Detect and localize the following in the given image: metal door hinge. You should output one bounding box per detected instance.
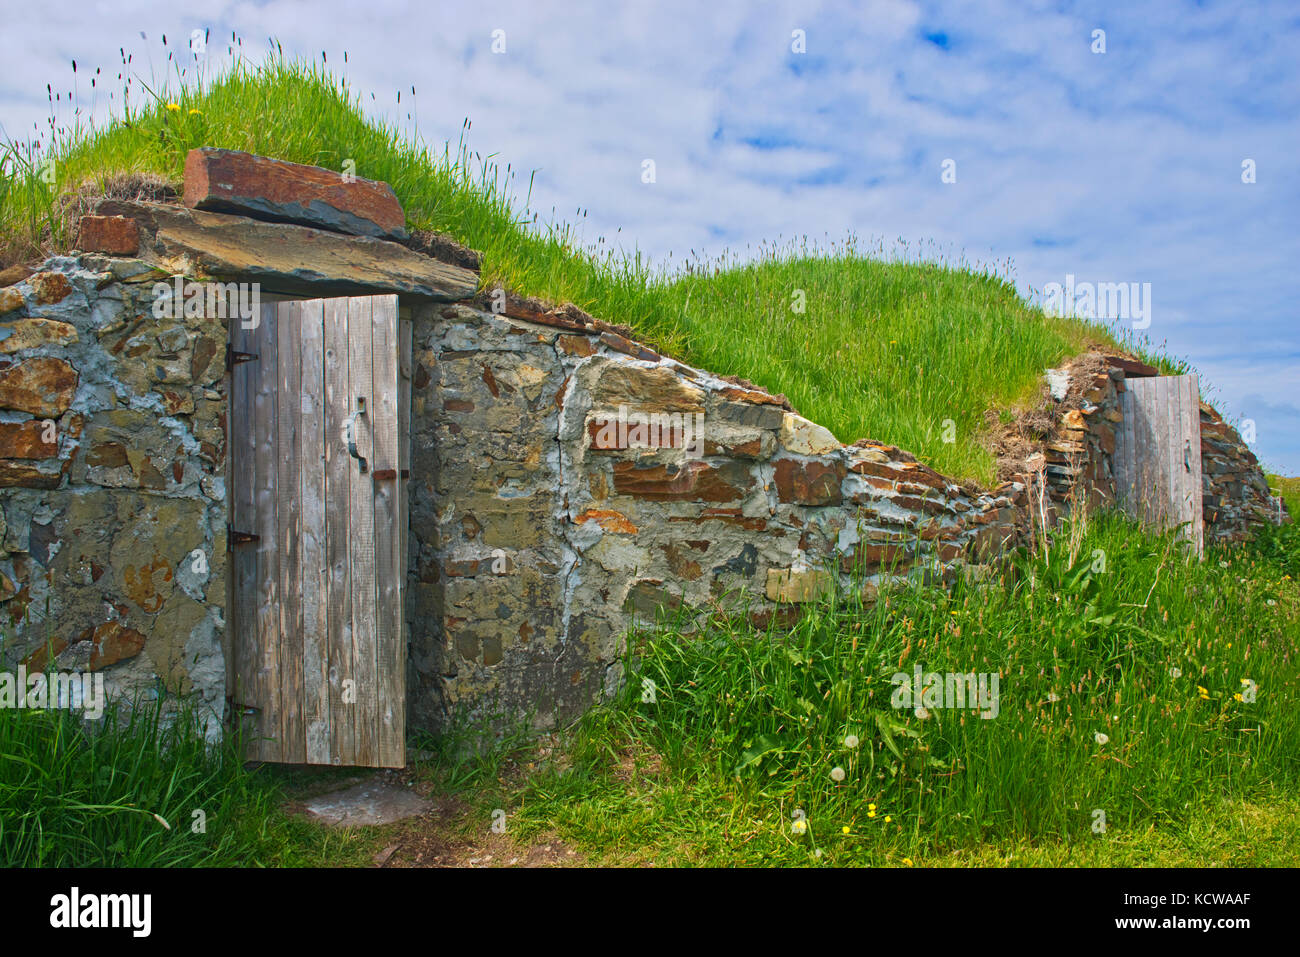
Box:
[225,344,259,373]
[227,524,261,548]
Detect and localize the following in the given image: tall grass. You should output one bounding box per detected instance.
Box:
[0,49,1136,482]
[0,695,269,865]
[508,513,1300,865]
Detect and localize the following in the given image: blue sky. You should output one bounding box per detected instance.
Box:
[2,0,1296,472]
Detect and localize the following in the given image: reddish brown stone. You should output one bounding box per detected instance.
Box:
[1103,354,1159,378]
[892,494,948,515]
[481,365,499,398]
[599,331,660,362]
[444,398,475,413]
[0,421,57,459]
[77,214,140,255]
[23,622,143,670]
[575,508,639,534]
[27,272,73,305]
[184,147,407,240]
[718,385,785,407]
[702,436,769,459]
[587,415,694,450]
[848,459,909,481]
[773,458,844,506]
[0,461,61,488]
[613,460,753,502]
[0,358,77,417]
[557,334,597,357]
[87,621,147,670]
[841,543,911,572]
[0,265,35,287]
[668,508,768,531]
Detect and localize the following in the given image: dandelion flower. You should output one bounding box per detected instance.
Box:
[1047,692,1060,703]
[844,734,859,749]
[1169,667,1182,678]
[1233,693,1243,702]
[885,816,892,823]
[166,102,180,111]
[903,857,914,867]
[1197,686,1208,696]
[1094,732,1109,746]
[868,803,876,811]
[868,810,876,818]
[914,707,930,720]
[791,819,807,835]
[188,108,202,115]
[842,826,851,834]
[830,766,846,782]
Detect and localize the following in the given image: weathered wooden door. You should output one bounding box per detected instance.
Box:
[228,295,407,767]
[1113,373,1204,555]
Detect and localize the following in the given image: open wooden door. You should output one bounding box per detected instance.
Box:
[228,295,406,767]
[1113,373,1204,556]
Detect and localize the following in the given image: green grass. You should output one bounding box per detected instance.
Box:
[1268,474,1300,518]
[0,691,375,866]
[0,51,1159,483]
[489,513,1300,866]
[4,514,1294,867]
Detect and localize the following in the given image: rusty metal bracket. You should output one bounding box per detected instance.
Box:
[225,343,259,373]
[227,524,261,549]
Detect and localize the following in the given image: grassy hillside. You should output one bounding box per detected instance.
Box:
[0,54,1164,483]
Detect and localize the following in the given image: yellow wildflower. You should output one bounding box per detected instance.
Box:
[166,102,180,111]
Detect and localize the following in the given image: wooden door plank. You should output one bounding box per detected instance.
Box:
[323,298,355,765]
[371,294,405,768]
[347,296,379,767]
[398,310,412,743]
[229,313,257,746]
[1170,374,1180,530]
[1169,375,1187,536]
[250,300,281,762]
[299,300,330,764]
[1115,385,1132,512]
[276,301,305,764]
[1181,375,1205,555]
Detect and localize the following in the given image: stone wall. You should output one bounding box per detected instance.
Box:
[407,296,1027,733]
[4,148,1284,749]
[0,257,228,737]
[1199,403,1283,542]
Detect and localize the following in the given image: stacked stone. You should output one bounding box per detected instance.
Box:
[0,258,228,736]
[406,293,1027,733]
[1200,404,1287,542]
[1041,360,1130,510]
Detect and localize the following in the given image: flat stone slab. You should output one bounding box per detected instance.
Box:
[184,147,408,241]
[93,200,478,301]
[302,782,431,828]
